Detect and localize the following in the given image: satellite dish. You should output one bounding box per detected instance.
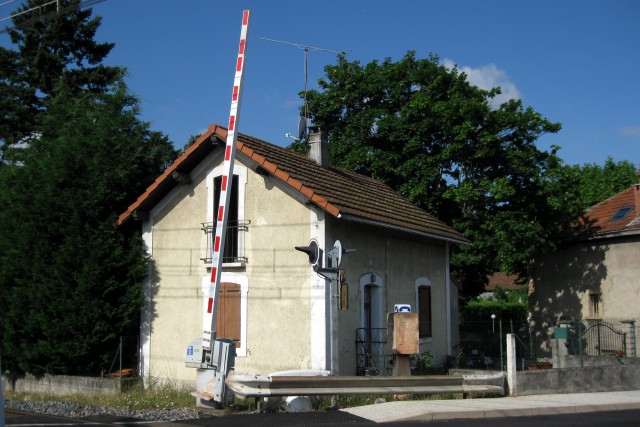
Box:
[332,240,343,268]
[328,240,356,268]
[295,238,319,267]
[297,116,307,142]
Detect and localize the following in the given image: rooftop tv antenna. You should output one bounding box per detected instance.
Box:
[0,0,107,34]
[260,37,346,143]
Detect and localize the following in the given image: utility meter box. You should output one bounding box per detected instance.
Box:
[185,338,207,368]
[387,312,419,355]
[554,327,569,340]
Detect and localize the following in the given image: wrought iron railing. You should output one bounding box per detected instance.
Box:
[570,319,628,357]
[355,327,393,376]
[201,220,249,264]
[528,316,638,368]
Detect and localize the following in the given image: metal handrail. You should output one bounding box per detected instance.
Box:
[225,373,505,399]
[201,220,250,264]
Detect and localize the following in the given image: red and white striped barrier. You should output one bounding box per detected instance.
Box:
[203,10,250,351]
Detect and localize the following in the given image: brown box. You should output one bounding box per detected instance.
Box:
[388,312,419,355]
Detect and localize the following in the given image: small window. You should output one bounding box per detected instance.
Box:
[201,175,249,265]
[589,293,601,318]
[214,175,239,262]
[611,206,633,221]
[418,286,432,338]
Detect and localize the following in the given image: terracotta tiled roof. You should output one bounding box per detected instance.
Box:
[485,272,523,291]
[118,124,468,244]
[579,184,640,237]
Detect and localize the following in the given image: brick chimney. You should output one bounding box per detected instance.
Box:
[307,126,328,168]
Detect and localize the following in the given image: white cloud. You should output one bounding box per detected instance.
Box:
[618,126,640,138]
[443,59,521,108]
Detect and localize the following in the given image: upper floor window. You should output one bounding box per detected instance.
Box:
[202,166,248,265]
[589,293,601,318]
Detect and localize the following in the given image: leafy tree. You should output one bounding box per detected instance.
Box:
[0,1,177,376]
[0,0,120,147]
[301,52,578,295]
[460,299,528,326]
[574,157,637,208]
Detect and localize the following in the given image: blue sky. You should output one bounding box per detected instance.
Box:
[2,0,639,167]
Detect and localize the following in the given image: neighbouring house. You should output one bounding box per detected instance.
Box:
[118,124,468,385]
[529,183,640,355]
[479,272,523,301]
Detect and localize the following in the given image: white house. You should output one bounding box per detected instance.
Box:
[118,124,468,384]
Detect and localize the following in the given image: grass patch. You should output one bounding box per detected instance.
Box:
[5,381,196,411]
[5,381,470,414]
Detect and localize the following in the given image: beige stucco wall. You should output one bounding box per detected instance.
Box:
[235,159,315,375]
[328,219,452,375]
[530,235,640,356]
[144,158,208,383]
[143,151,316,383]
[142,149,458,382]
[530,235,640,324]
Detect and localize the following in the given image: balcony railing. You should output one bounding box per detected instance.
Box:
[201,220,249,265]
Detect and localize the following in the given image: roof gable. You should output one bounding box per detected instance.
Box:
[118,124,468,244]
[580,184,640,238]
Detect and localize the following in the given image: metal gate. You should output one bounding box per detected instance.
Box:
[355,328,393,376]
[578,320,627,356]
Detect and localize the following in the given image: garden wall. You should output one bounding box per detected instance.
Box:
[2,374,119,396]
[516,364,640,396]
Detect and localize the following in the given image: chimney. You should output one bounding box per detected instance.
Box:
[307,126,328,168]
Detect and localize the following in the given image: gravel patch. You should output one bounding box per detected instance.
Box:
[4,399,201,422]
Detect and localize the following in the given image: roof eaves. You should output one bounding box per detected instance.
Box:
[117,124,223,227]
[339,213,470,245]
[118,123,461,242]
[578,227,640,241]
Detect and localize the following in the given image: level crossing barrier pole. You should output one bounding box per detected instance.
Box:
[202,9,250,351]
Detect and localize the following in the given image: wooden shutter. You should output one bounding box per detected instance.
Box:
[215,282,241,347]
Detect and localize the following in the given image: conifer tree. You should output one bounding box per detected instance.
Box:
[1,0,119,147]
[0,0,177,375]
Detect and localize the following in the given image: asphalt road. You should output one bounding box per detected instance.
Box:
[6,408,640,427]
[170,409,640,426]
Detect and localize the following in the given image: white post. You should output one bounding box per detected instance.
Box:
[506,333,517,396]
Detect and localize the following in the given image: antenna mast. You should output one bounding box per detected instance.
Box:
[0,0,106,34]
[260,37,346,142]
